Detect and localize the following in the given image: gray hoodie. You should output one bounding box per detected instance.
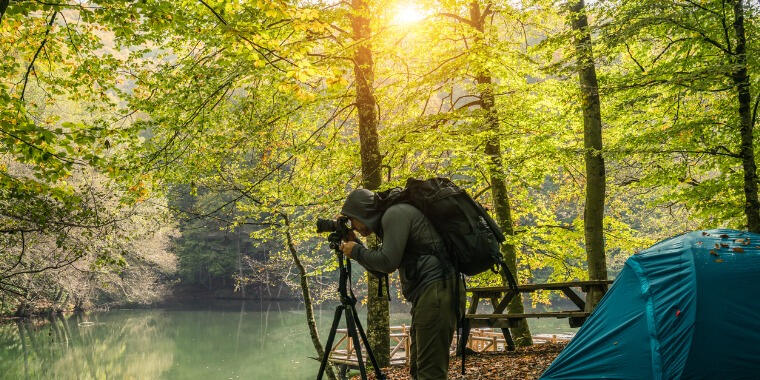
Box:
[340,189,451,302]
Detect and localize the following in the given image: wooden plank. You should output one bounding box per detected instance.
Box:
[468,280,612,293]
[465,311,589,319]
[467,319,513,329]
[389,338,405,357]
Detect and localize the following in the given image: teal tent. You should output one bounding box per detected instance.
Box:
[541,229,760,380]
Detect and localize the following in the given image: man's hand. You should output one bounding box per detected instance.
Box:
[340,241,357,258]
[343,229,358,243]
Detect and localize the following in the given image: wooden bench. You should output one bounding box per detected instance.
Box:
[460,280,613,351]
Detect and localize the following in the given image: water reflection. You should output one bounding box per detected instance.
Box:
[0,303,412,380]
[0,302,575,380]
[1,311,175,380]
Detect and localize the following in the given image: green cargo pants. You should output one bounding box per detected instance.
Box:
[409,276,465,380]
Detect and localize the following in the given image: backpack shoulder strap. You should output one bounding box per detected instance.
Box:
[375,187,406,212]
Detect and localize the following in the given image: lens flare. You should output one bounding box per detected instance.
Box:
[393,3,427,25]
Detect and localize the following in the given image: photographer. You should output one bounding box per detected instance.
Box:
[338,188,464,380]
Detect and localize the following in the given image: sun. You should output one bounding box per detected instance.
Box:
[393,3,427,25]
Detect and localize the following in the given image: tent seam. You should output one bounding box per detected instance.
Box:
[677,232,700,379]
[627,258,662,380]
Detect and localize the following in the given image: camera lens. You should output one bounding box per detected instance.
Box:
[316,218,337,233]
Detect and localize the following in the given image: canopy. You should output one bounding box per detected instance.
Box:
[541,229,760,380]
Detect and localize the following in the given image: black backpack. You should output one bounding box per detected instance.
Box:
[376,177,518,289]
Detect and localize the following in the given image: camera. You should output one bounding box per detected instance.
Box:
[316,216,352,249]
[316,216,351,234]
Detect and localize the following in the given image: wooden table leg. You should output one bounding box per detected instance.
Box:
[561,287,586,311]
[501,328,515,351]
[493,290,516,314]
[491,292,516,351]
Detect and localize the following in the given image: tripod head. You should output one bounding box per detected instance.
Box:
[315,216,357,305]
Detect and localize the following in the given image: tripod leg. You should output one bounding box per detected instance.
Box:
[344,307,368,380]
[349,305,386,380]
[460,317,471,375]
[317,305,344,380]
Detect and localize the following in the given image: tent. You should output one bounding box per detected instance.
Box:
[541,229,760,380]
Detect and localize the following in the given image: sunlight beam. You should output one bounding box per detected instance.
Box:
[393,3,427,25]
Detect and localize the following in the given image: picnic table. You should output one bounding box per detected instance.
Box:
[459,280,613,352]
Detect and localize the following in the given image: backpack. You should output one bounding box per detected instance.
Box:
[375,177,517,289]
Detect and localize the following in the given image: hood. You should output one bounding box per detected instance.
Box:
[341,188,383,236]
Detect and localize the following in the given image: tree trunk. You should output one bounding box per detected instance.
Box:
[470,1,532,347]
[351,0,390,368]
[0,0,9,25]
[731,0,760,233]
[282,214,337,380]
[568,0,608,312]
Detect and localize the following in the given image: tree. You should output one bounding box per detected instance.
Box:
[595,0,759,232]
[0,0,176,314]
[730,0,759,232]
[443,0,534,346]
[350,0,390,367]
[568,0,608,311]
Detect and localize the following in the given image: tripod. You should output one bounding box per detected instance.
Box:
[316,237,386,380]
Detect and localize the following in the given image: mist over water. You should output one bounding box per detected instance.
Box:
[0,302,576,379]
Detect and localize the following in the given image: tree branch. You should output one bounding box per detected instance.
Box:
[622,147,740,158]
[625,42,645,72]
[436,12,475,27]
[473,186,491,201]
[0,280,26,298]
[7,230,25,273]
[456,99,483,110]
[198,0,227,25]
[515,224,576,233]
[197,0,292,70]
[21,11,57,101]
[665,17,731,54]
[2,255,80,280]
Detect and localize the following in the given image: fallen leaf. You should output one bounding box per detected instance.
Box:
[720,243,729,248]
[720,234,729,238]
[733,247,744,253]
[715,259,724,263]
[355,342,569,380]
[710,250,719,256]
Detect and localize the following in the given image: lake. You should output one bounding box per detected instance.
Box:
[0,302,577,379]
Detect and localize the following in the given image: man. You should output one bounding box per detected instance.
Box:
[338,188,464,380]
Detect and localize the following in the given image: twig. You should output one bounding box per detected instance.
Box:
[198,0,227,25]
[21,11,57,101]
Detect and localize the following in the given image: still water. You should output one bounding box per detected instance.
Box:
[0,302,576,380]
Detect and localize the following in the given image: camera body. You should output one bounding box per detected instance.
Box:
[316,216,352,250]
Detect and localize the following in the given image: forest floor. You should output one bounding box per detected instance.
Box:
[350,342,566,380]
